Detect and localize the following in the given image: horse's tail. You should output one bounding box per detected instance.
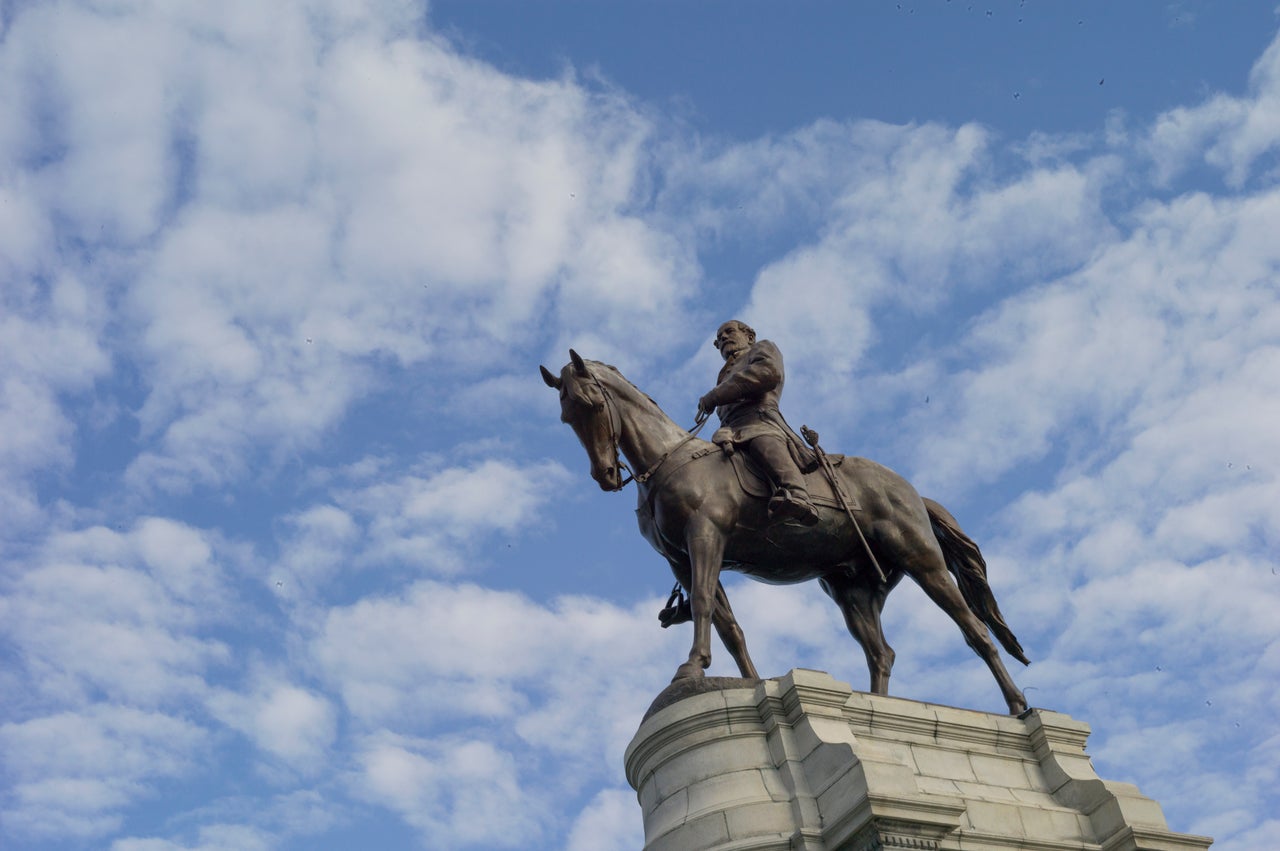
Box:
[924,498,1030,666]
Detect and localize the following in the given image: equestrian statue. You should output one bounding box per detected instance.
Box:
[540,322,1030,714]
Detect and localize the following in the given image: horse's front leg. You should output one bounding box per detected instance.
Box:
[673,528,726,682]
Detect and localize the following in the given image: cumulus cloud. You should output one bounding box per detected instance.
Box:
[1146,31,1280,187]
[313,580,678,731]
[271,503,361,595]
[2,519,232,708]
[903,189,1280,499]
[275,457,572,579]
[311,579,689,845]
[0,0,706,500]
[696,120,1118,428]
[881,169,1280,851]
[355,734,543,847]
[0,706,210,840]
[566,788,644,851]
[0,273,110,532]
[111,823,277,851]
[207,681,337,776]
[340,458,570,570]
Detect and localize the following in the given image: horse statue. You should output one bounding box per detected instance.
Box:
[541,350,1030,714]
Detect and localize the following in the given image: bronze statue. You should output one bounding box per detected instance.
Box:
[698,320,819,527]
[541,348,1030,715]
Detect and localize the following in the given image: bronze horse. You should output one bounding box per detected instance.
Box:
[542,351,1030,714]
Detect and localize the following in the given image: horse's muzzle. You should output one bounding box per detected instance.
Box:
[594,465,621,491]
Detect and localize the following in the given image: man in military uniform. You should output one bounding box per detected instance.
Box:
[697,320,820,526]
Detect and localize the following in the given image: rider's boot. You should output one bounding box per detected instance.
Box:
[768,488,820,526]
[751,434,821,526]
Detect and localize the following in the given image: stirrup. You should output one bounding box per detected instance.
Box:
[768,491,820,526]
[659,586,692,628]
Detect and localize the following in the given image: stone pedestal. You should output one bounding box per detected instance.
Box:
[624,669,1211,851]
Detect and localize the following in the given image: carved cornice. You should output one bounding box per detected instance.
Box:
[845,820,945,851]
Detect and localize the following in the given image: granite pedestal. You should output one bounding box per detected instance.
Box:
[625,669,1211,851]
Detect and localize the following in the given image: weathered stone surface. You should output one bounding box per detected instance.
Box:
[643,676,761,722]
[625,669,1213,851]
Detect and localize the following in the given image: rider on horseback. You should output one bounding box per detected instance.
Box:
[698,320,821,527]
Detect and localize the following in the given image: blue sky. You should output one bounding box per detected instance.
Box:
[2,1,1279,849]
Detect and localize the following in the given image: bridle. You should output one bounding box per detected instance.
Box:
[582,367,710,492]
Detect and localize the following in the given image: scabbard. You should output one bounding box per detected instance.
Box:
[803,427,887,584]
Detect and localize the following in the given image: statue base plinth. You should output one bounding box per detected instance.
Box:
[624,669,1211,851]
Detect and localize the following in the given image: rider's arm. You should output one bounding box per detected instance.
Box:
[701,341,783,409]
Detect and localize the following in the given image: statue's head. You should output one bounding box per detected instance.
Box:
[714,320,755,358]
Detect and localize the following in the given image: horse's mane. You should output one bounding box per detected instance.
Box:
[590,360,661,410]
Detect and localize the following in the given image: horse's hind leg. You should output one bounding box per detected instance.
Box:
[712,580,759,679]
[820,572,897,695]
[904,540,1027,714]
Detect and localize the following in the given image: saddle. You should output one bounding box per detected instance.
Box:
[726,447,859,511]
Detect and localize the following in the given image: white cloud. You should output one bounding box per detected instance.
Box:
[1215,820,1280,851]
[907,188,1280,498]
[107,789,343,851]
[331,458,571,574]
[111,823,277,851]
[708,119,1116,421]
[355,734,545,848]
[207,682,337,776]
[0,706,209,841]
[313,580,685,812]
[314,581,568,724]
[0,0,705,499]
[0,273,110,530]
[566,788,644,851]
[272,504,361,597]
[1145,29,1280,187]
[0,516,252,842]
[3,520,232,707]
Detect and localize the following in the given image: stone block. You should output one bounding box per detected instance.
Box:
[760,766,792,802]
[651,733,773,800]
[798,741,859,794]
[724,799,795,840]
[1016,801,1093,842]
[686,768,770,818]
[915,774,962,797]
[954,779,1018,802]
[964,799,1028,836]
[910,743,978,782]
[645,810,728,851]
[970,753,1035,789]
[644,786,688,839]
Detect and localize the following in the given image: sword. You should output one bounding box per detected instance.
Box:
[801,425,887,584]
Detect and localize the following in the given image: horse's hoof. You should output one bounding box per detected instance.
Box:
[672,662,705,682]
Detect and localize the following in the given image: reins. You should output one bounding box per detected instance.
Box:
[587,368,711,492]
[631,410,710,486]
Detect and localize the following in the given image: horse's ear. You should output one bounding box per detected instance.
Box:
[569,349,588,375]
[540,365,562,389]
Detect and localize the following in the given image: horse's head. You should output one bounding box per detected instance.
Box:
[541,349,624,491]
